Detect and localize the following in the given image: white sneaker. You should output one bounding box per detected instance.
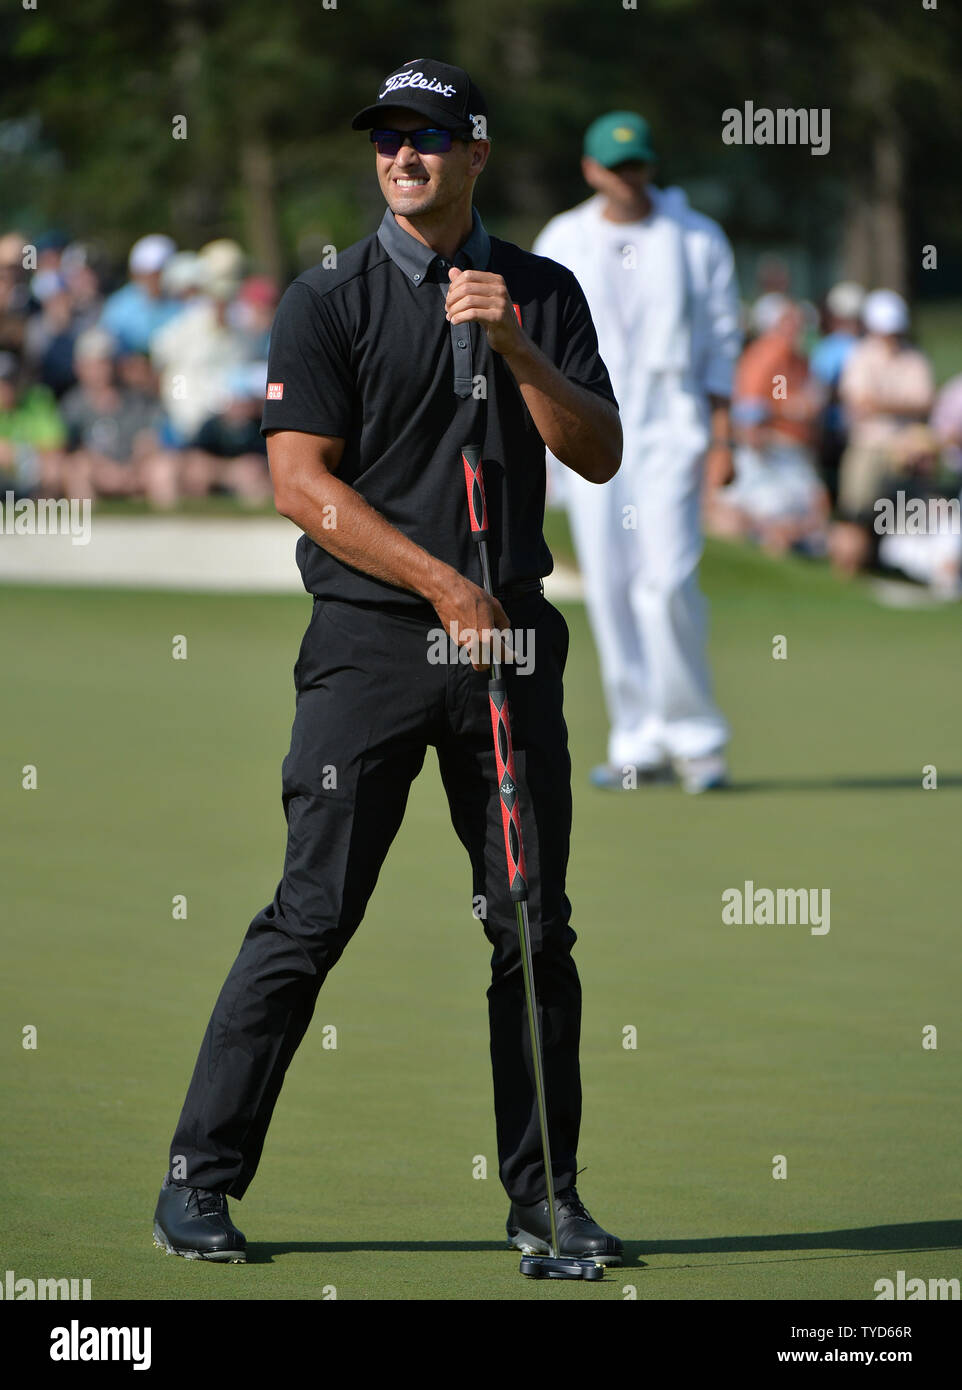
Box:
[673,754,729,794]
[590,760,674,790]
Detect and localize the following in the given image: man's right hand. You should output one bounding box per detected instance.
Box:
[428,570,511,672]
[704,442,735,490]
[267,433,512,665]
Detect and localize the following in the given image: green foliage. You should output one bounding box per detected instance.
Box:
[2,0,961,285]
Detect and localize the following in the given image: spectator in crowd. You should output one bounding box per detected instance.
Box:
[57,327,177,506]
[705,296,829,553]
[836,289,935,519]
[0,349,66,496]
[143,251,205,454]
[115,347,161,400]
[99,233,184,354]
[181,362,273,506]
[162,251,204,308]
[22,270,80,397]
[34,230,70,276]
[829,425,962,597]
[876,428,962,598]
[59,241,105,335]
[809,280,864,504]
[930,371,962,476]
[0,233,31,354]
[151,239,250,443]
[231,276,278,359]
[21,240,107,399]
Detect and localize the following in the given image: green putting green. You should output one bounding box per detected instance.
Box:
[1,541,959,1301]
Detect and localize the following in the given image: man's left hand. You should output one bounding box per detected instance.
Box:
[445,268,524,356]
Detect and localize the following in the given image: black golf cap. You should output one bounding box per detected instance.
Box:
[351,58,488,138]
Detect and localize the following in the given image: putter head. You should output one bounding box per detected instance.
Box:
[519,1255,605,1281]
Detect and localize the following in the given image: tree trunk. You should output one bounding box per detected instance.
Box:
[841,124,907,295]
[239,130,283,283]
[871,123,906,294]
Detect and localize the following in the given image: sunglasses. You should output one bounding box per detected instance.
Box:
[370,128,455,157]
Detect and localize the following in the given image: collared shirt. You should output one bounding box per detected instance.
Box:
[533,188,742,415]
[377,207,490,398]
[262,206,616,610]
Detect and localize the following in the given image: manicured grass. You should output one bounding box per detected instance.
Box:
[916,299,962,387]
[1,544,959,1301]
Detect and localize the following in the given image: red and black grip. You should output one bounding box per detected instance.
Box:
[489,678,529,903]
[461,444,488,540]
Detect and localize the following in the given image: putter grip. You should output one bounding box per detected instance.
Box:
[488,678,528,902]
[461,444,487,540]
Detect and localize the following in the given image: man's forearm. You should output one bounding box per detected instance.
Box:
[708,394,733,443]
[502,335,621,483]
[275,466,451,607]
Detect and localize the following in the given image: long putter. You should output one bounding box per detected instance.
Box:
[460,443,602,1282]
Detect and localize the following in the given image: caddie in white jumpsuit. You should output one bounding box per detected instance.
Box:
[533,111,742,792]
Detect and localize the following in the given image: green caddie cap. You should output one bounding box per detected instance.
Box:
[583,111,657,167]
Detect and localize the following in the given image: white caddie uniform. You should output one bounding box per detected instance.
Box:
[533,187,741,767]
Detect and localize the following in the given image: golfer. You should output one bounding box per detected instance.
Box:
[153,59,624,1265]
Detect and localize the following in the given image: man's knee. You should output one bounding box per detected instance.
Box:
[485,912,577,982]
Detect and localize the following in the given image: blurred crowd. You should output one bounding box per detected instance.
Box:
[704,278,962,596]
[0,230,275,509]
[2,227,960,594]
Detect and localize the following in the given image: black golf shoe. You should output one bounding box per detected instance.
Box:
[507,1186,623,1264]
[152,1173,247,1263]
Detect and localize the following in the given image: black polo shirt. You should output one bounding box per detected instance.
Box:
[261,206,616,610]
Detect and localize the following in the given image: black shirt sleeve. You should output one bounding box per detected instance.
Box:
[553,266,617,406]
[260,280,356,438]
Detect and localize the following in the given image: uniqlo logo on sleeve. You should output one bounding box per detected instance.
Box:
[267,382,284,400]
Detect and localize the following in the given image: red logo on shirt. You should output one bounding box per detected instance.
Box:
[267,382,284,400]
[512,303,522,326]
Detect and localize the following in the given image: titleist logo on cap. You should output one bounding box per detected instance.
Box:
[379,70,458,99]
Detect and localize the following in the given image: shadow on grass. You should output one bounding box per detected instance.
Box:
[249,1221,962,1267]
[248,1240,506,1264]
[620,1219,962,1270]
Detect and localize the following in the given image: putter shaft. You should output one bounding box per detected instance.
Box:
[515,897,561,1260]
[460,442,561,1259]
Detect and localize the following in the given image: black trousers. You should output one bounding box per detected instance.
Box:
[169,590,581,1205]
